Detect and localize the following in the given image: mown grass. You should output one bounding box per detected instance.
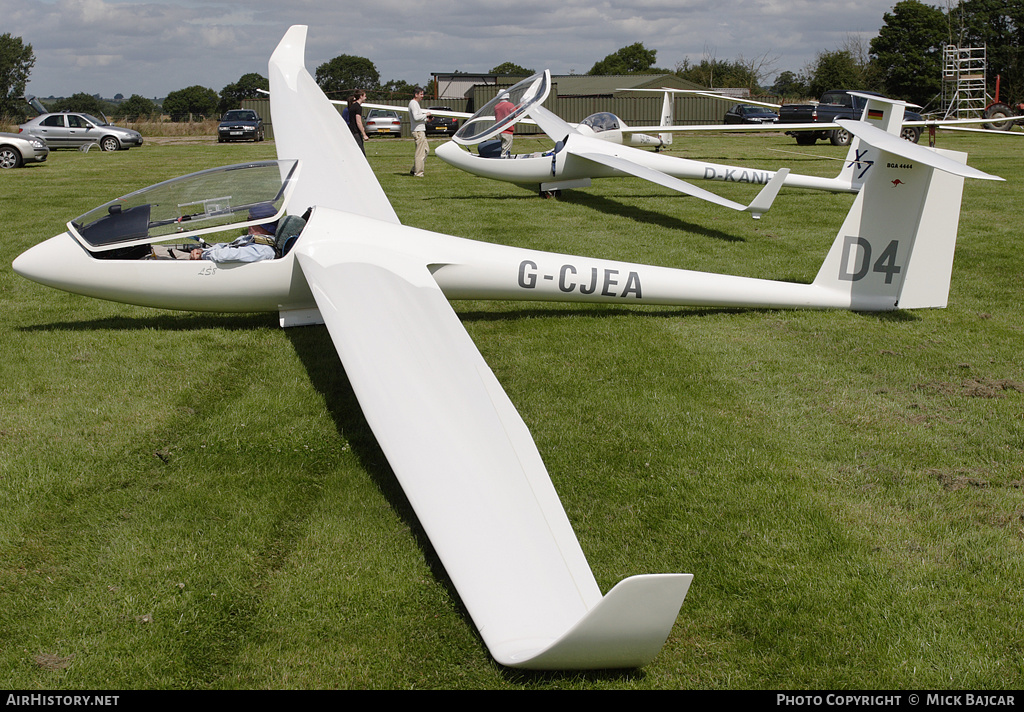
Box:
[1,132,1022,689]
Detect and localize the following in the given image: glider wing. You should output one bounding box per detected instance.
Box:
[293,228,691,668]
[274,24,691,669]
[269,27,399,223]
[572,148,789,218]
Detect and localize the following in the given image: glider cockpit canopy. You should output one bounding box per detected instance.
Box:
[68,160,300,253]
[453,71,551,146]
[578,112,621,133]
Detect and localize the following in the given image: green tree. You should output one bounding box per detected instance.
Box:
[490,62,534,75]
[0,33,35,118]
[588,43,659,75]
[116,94,157,121]
[218,72,268,114]
[314,55,380,98]
[677,58,760,89]
[769,70,810,98]
[374,79,418,103]
[50,92,108,116]
[807,50,864,97]
[163,85,218,121]
[869,0,947,106]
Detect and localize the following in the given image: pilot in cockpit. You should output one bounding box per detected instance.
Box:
[150,202,281,262]
[188,202,279,262]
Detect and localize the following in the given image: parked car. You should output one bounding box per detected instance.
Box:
[778,90,922,146]
[18,112,143,151]
[724,104,780,124]
[365,109,402,136]
[217,109,265,142]
[0,132,49,169]
[425,107,458,136]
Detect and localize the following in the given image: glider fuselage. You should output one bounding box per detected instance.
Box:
[434,136,857,193]
[13,205,855,325]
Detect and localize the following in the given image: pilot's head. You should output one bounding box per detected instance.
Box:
[248,202,278,236]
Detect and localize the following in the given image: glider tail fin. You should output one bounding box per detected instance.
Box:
[813,157,963,310]
[812,117,1000,310]
[835,94,916,190]
[658,90,674,147]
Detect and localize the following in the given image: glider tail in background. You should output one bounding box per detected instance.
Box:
[659,90,674,147]
[626,90,675,148]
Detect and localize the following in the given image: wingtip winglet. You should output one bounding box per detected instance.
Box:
[494,573,693,670]
[744,167,790,219]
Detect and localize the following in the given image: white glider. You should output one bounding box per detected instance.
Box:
[12,26,1000,669]
[433,75,936,205]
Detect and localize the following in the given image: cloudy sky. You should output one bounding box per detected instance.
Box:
[5,0,904,99]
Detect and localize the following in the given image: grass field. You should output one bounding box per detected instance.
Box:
[1,132,1022,690]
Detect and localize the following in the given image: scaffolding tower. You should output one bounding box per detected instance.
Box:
[941,44,987,118]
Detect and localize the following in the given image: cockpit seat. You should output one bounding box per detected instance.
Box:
[275,214,306,257]
[478,139,502,159]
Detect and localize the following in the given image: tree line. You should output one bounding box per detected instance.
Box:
[585,1,1024,110]
[3,1,1023,121]
[771,0,1024,108]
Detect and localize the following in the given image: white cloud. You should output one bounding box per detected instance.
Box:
[2,0,904,98]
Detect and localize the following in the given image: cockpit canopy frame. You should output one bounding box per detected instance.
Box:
[68,160,300,252]
[453,71,551,146]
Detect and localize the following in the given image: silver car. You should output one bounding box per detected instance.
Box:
[18,112,143,151]
[0,132,49,169]
[365,109,402,136]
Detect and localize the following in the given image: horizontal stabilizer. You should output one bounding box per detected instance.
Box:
[837,119,1004,181]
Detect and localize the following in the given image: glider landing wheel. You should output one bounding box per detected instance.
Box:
[540,189,561,198]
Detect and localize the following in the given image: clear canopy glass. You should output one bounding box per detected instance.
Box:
[453,71,551,145]
[69,160,299,251]
[579,112,621,133]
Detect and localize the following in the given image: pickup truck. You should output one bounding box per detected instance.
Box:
[778,90,922,146]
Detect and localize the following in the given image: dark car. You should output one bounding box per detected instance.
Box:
[217,109,264,142]
[724,104,780,124]
[778,90,922,146]
[425,107,458,136]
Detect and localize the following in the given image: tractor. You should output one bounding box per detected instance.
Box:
[983,75,1024,130]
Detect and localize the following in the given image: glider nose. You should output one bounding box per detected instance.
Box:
[13,232,82,290]
[434,140,464,162]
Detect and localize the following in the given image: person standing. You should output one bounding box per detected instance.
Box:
[347,90,369,155]
[494,92,515,158]
[409,87,432,176]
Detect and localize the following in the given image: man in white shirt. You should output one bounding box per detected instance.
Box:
[409,87,432,177]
